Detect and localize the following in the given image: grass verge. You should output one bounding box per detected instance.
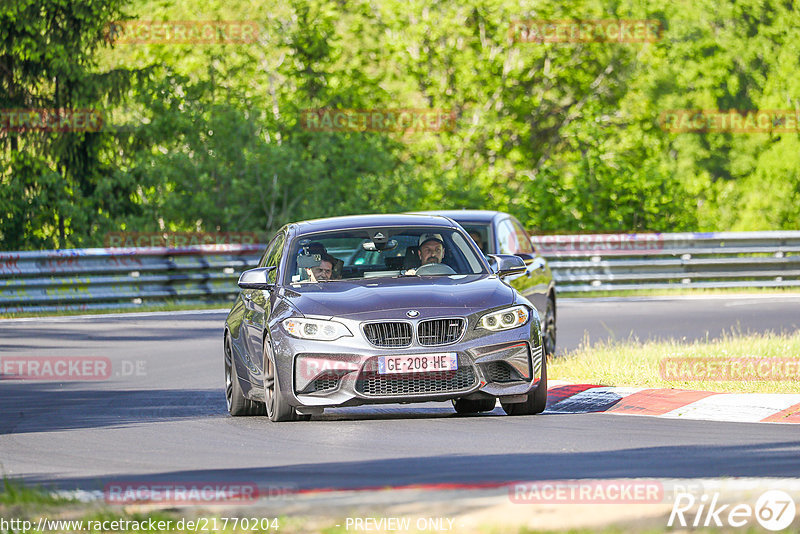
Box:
[549,330,800,393]
[0,479,74,506]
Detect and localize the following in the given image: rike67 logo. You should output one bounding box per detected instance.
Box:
[669,490,796,531]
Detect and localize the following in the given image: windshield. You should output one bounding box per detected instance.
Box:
[285,227,486,284]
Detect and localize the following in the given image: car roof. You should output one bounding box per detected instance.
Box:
[291,213,461,235]
[409,210,504,223]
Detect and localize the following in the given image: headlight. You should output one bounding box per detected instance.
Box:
[282,318,352,341]
[478,305,529,332]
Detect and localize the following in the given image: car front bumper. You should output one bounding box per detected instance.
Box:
[271,316,544,408]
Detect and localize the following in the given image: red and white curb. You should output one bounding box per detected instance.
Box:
[546,382,800,424]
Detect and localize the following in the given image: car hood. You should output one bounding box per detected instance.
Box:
[282,274,516,320]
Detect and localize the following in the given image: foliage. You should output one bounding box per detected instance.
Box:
[0,478,73,505]
[1,0,798,250]
[0,0,144,249]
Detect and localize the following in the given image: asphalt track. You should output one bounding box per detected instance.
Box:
[1,295,800,494]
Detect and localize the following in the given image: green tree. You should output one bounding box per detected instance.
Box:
[0,0,145,249]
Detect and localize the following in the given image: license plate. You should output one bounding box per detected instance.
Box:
[377,353,458,374]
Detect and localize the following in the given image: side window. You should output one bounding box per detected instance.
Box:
[497,220,517,254]
[510,218,534,254]
[258,233,280,268]
[265,233,285,284]
[451,232,483,273]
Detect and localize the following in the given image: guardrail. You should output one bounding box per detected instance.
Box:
[532,231,800,293]
[1,231,799,313]
[0,245,262,313]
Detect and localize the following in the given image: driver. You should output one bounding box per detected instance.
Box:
[417,233,445,265]
[405,233,445,275]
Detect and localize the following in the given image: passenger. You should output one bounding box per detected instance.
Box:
[302,242,342,279]
[327,252,342,280]
[469,230,485,253]
[305,253,335,282]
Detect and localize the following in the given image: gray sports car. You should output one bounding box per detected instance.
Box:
[224,214,547,421]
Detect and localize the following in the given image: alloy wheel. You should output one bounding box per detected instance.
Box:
[263,345,276,418]
[543,297,557,357]
[224,337,234,412]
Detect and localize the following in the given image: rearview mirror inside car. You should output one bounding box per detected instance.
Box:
[297,253,322,268]
[362,239,398,252]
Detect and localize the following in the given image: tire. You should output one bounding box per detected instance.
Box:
[224,333,253,416]
[542,293,557,358]
[263,337,298,422]
[453,397,496,414]
[501,354,547,416]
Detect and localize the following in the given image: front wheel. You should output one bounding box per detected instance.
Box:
[225,333,258,416]
[263,339,299,422]
[542,294,557,358]
[501,355,547,416]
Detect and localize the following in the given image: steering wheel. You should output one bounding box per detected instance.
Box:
[414,262,456,275]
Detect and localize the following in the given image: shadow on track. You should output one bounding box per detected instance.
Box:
[0,384,226,435]
[0,325,220,349]
[15,440,800,492]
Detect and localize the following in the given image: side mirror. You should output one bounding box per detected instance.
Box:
[529,256,546,271]
[238,266,276,290]
[487,254,526,278]
[514,253,546,273]
[515,252,535,264]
